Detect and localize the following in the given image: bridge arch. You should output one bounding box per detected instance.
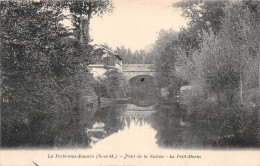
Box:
[129,75,155,86]
[122,64,156,82]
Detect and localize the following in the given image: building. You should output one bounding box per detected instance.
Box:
[88,45,123,78]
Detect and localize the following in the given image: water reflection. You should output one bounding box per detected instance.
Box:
[89,103,157,148]
[131,99,156,107]
[90,103,199,149]
[4,97,257,148]
[150,104,203,148]
[91,105,158,151]
[90,101,258,149]
[89,102,210,149]
[87,105,126,146]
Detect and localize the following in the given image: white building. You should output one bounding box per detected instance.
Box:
[88,45,123,79]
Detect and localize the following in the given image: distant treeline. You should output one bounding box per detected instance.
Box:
[113,46,156,64]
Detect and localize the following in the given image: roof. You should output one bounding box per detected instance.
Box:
[88,64,119,70]
[94,44,123,60]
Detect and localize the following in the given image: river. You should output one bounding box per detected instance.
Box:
[87,101,230,150]
[3,96,257,149]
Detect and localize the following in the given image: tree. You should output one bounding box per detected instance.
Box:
[114,46,155,64]
[174,0,227,56]
[63,0,113,44]
[189,2,259,105]
[0,1,100,147]
[152,29,182,96]
[1,1,69,145]
[93,69,127,98]
[167,1,259,147]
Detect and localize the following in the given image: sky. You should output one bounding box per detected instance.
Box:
[90,0,187,51]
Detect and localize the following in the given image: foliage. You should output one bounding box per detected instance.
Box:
[152,30,182,96]
[63,0,113,44]
[187,2,259,105]
[93,69,128,98]
[174,0,227,58]
[152,1,259,147]
[1,1,69,138]
[174,1,260,147]
[0,0,112,147]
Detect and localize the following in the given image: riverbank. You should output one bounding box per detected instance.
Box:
[177,87,259,147]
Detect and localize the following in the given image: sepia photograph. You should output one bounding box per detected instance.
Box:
[0,0,259,165]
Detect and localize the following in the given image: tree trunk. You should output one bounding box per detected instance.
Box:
[229,89,234,106]
[80,7,91,45]
[84,8,92,44]
[217,90,220,104]
[239,65,243,104]
[79,13,83,44]
[0,74,1,147]
[258,3,260,109]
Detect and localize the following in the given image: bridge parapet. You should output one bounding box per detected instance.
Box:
[122,64,155,72]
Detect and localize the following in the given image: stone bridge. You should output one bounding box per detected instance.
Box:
[122,64,156,82]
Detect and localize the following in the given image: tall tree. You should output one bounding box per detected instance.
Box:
[190,2,259,105]
[64,0,113,44]
[174,0,227,55]
[0,1,99,147]
[153,30,182,95]
[1,1,70,145]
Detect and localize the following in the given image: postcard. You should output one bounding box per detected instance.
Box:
[1,0,259,165]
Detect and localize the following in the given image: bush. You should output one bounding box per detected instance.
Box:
[180,88,259,147]
[93,69,128,98]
